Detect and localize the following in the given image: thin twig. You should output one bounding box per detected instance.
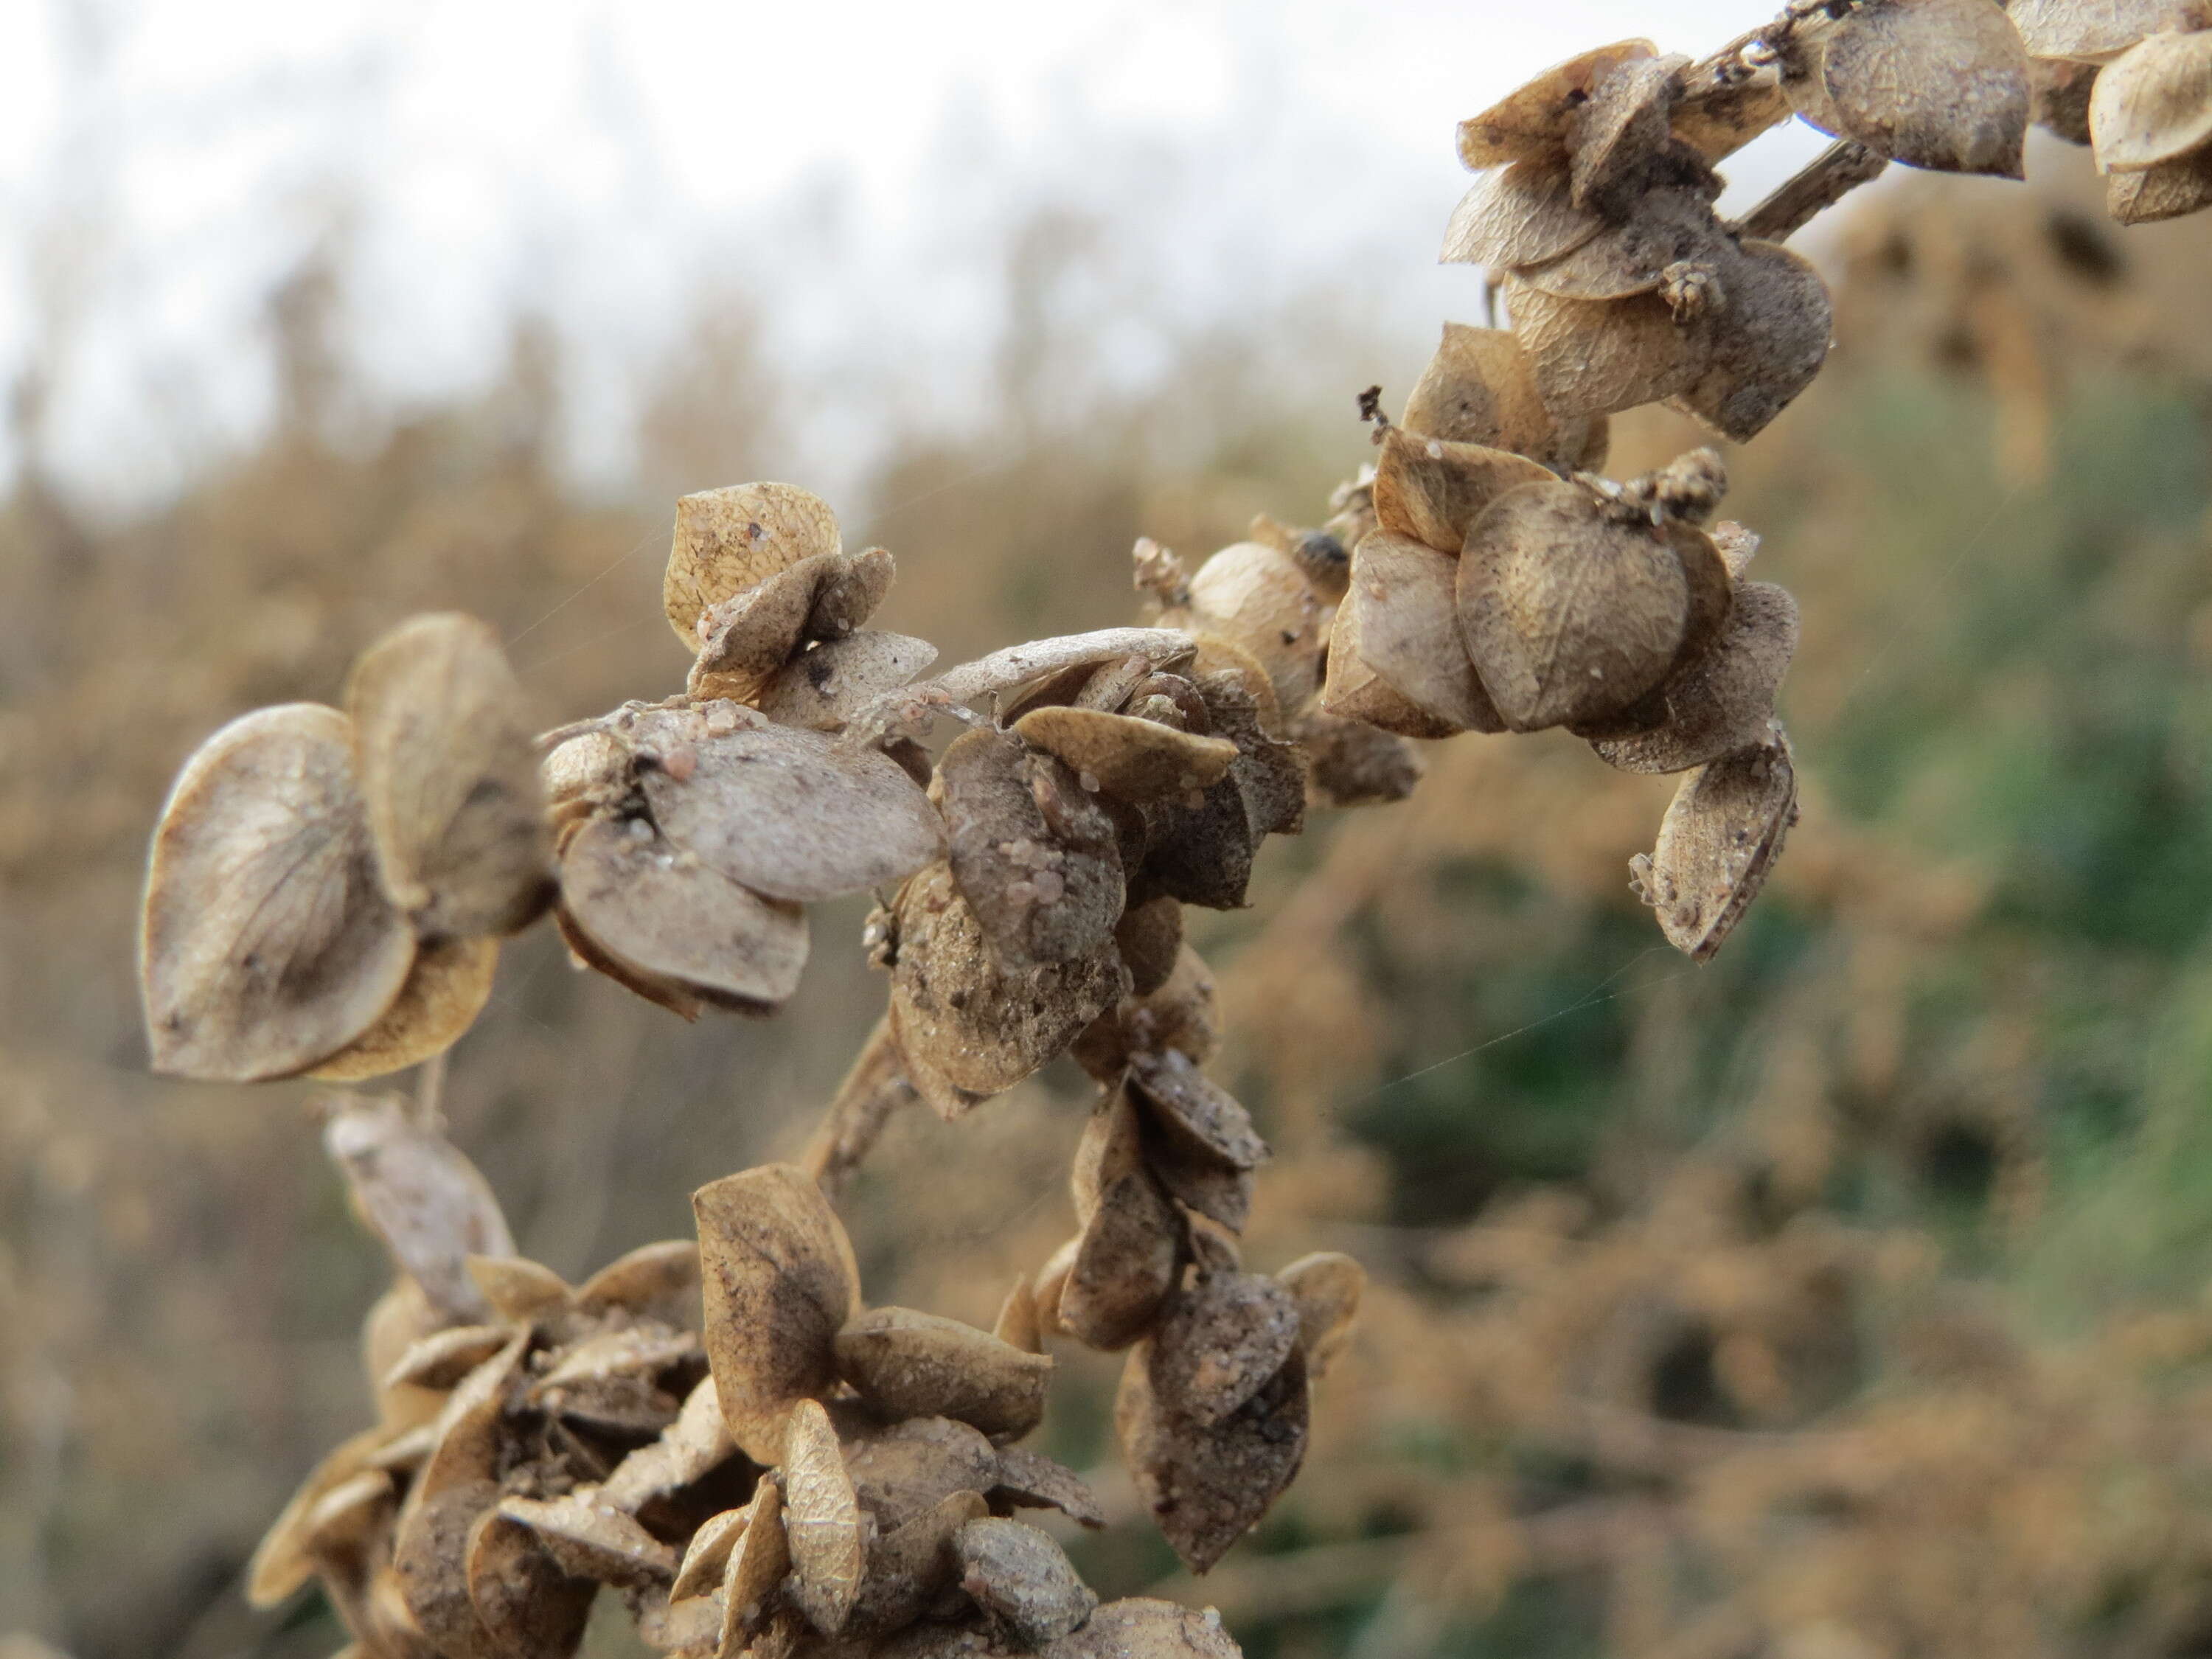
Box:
[1733,138,1888,242]
[801,1014,920,1200]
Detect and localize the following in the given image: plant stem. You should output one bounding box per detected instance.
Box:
[1733,138,1887,243]
[801,1014,919,1200]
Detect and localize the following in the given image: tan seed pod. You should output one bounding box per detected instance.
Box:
[888,998,992,1122]
[1114,896,1184,998]
[1441,159,1607,271]
[1593,580,1798,774]
[347,613,552,940]
[1514,188,1728,303]
[1128,1049,1268,1174]
[810,546,897,640]
[757,631,940,731]
[1371,428,1553,555]
[324,1095,515,1321]
[2091,29,2212,169]
[723,1480,792,1627]
[1031,1239,1079,1343]
[1059,1172,1181,1352]
[847,1489,990,1638]
[466,1254,574,1324]
[890,863,1128,1097]
[1341,532,1507,735]
[842,1414,1002,1532]
[1071,941,1220,1082]
[1072,1086,1151,1227]
[641,723,945,905]
[990,1444,1108,1529]
[666,482,841,651]
[558,815,810,1014]
[1669,240,1833,444]
[1568,52,1688,207]
[1809,0,2030,175]
[1147,1271,1301,1427]
[576,1239,702,1327]
[689,552,848,703]
[1318,602,1460,740]
[248,1425,395,1607]
[782,1398,866,1635]
[2107,141,2212,217]
[394,1477,501,1659]
[142,703,415,1083]
[465,1509,594,1659]
[938,728,1124,970]
[1182,543,1326,712]
[310,934,498,1082]
[1149,1146,1255,1236]
[1505,279,1709,421]
[495,1490,680,1587]
[542,727,631,833]
[383,1324,516,1394]
[693,1164,860,1464]
[1115,1341,1310,1575]
[1672,74,1792,160]
[954,1519,1099,1649]
[1632,726,1798,961]
[1274,1253,1366,1380]
[1456,39,1657,169]
[1043,1599,1243,1659]
[1014,706,1238,805]
[2007,0,2201,62]
[993,1275,1045,1355]
[835,1308,1054,1440]
[1457,481,1692,733]
[1295,710,1426,810]
[672,1506,751,1602]
[1400,324,1565,466]
[304,1469,395,1563]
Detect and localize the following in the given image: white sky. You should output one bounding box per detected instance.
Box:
[0,0,1837,504]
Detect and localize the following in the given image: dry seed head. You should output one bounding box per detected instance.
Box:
[689,551,852,703]
[1505,278,1710,420]
[574,1238,703,1326]
[990,1444,1107,1530]
[2090,29,2212,170]
[307,934,499,1082]
[1073,1085,1152,1228]
[833,1307,1054,1440]
[841,1415,1001,1534]
[142,703,416,1083]
[1514,187,1730,304]
[1401,324,1579,467]
[723,1478,791,1631]
[2033,54,2102,145]
[249,1427,396,1607]
[1320,597,1466,741]
[1059,1170,1182,1351]
[1013,706,1239,804]
[1457,38,1658,170]
[1633,725,1801,960]
[393,1476,503,1656]
[665,481,841,652]
[1181,542,1326,711]
[464,1509,595,1659]
[1147,1270,1302,1427]
[495,1491,678,1587]
[847,1489,990,1638]
[383,1324,516,1394]
[1129,1048,1270,1174]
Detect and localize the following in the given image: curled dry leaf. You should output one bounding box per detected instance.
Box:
[672,1506,750,1602]
[954,1519,1099,1649]
[1274,1253,1366,1380]
[411,1332,529,1503]
[693,1164,862,1464]
[938,728,1124,970]
[324,1095,515,1321]
[1148,1271,1302,1428]
[1441,160,1607,270]
[1371,428,1553,555]
[1060,1170,1182,1352]
[347,613,552,940]
[1457,38,1656,169]
[310,934,499,1082]
[1631,726,1799,961]
[1014,706,1239,805]
[1340,532,1506,735]
[689,552,850,703]
[142,704,415,1083]
[2107,142,2212,217]
[835,1307,1054,1441]
[1806,0,2030,175]
[1457,481,1696,733]
[641,723,945,905]
[758,632,939,731]
[890,863,1129,1098]
[2091,29,2212,170]
[723,1479,791,1627]
[990,1444,1108,1529]
[465,1509,594,1659]
[2006,0,2198,62]
[665,482,841,651]
[781,1398,866,1635]
[1593,580,1799,773]
[557,815,810,1015]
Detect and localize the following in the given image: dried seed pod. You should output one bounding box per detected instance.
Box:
[383,1324,516,1394]
[2091,29,2212,169]
[466,1255,574,1324]
[1128,1049,1267,1174]
[599,1376,739,1514]
[938,729,1124,970]
[835,1308,1054,1440]
[1148,1271,1301,1427]
[666,482,841,651]
[310,935,499,1082]
[249,1427,396,1607]
[1338,532,1506,735]
[1441,159,1607,270]
[410,1333,529,1503]
[1401,324,1572,467]
[1457,481,1694,733]
[1116,1340,1309,1575]
[1672,74,1793,160]
[758,632,940,731]
[1072,1087,1151,1228]
[142,704,415,1082]
[1809,0,2031,175]
[993,1276,1045,1357]
[890,863,1128,1098]
[558,815,810,1015]
[888,998,992,1122]
[1013,706,1239,805]
[347,613,552,939]
[672,1506,751,1602]
[842,1414,1002,1533]
[1085,942,1220,1077]
[990,1447,1107,1531]
[1514,188,1728,302]
[465,1509,594,1659]
[1592,580,1799,774]
[2107,142,2212,217]
[782,1398,866,1635]
[1274,1253,1365,1380]
[2008,0,2199,62]
[1456,39,1658,169]
[810,546,897,639]
[494,1491,680,1587]
[954,1519,1098,1649]
[689,552,850,703]
[1114,896,1184,998]
[1181,543,1326,712]
[641,723,945,905]
[1295,709,1427,808]
[723,1481,791,1627]
[394,1477,501,1659]
[324,1096,515,1321]
[1045,1599,1242,1659]
[576,1239,703,1328]
[1631,726,1799,961]
[1505,279,1708,421]
[1060,1171,1182,1352]
[849,1490,990,1638]
[1371,428,1554,554]
[1568,52,1688,207]
[693,1164,863,1464]
[1669,240,1832,445]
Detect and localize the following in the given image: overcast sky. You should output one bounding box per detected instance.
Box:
[0,0,1840,502]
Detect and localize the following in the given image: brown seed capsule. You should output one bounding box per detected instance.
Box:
[723,1480,792,1627]
[848,1490,990,1638]
[348,613,553,940]
[842,1414,1002,1533]
[2008,0,2198,60]
[465,1509,594,1659]
[1672,74,1793,161]
[1458,481,1694,733]
[693,1164,863,1464]
[1371,428,1554,554]
[1147,1270,1301,1427]
[394,1478,501,1659]
[757,631,940,731]
[1401,324,1573,468]
[1014,706,1239,805]
[689,552,851,703]
[1441,158,1607,271]
[2091,29,2212,169]
[938,728,1124,970]
[990,1444,1108,1530]
[835,1308,1054,1441]
[309,934,499,1082]
[1115,1340,1309,1575]
[575,1239,703,1327]
[955,1519,1099,1648]
[1128,1049,1268,1174]
[1338,532,1507,735]
[1072,1086,1152,1228]
[1274,1253,1366,1380]
[466,1255,574,1324]
[1182,543,1326,712]
[1114,896,1184,998]
[142,704,416,1083]
[2107,141,2212,218]
[495,1490,680,1587]
[1668,240,1832,444]
[1592,580,1799,774]
[672,1506,751,1603]
[557,814,810,1014]
[1568,52,1689,208]
[324,1096,515,1321]
[782,1398,866,1635]
[383,1324,516,1394]
[1505,279,1709,421]
[1457,38,1658,169]
[665,482,841,651]
[1809,0,2031,175]
[1059,1172,1182,1352]
[1631,726,1799,961]
[410,1332,529,1503]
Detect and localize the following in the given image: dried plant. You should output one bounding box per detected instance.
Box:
[126,2,2212,1655]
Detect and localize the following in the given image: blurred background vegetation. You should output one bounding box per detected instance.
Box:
[12,136,2212,1659]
